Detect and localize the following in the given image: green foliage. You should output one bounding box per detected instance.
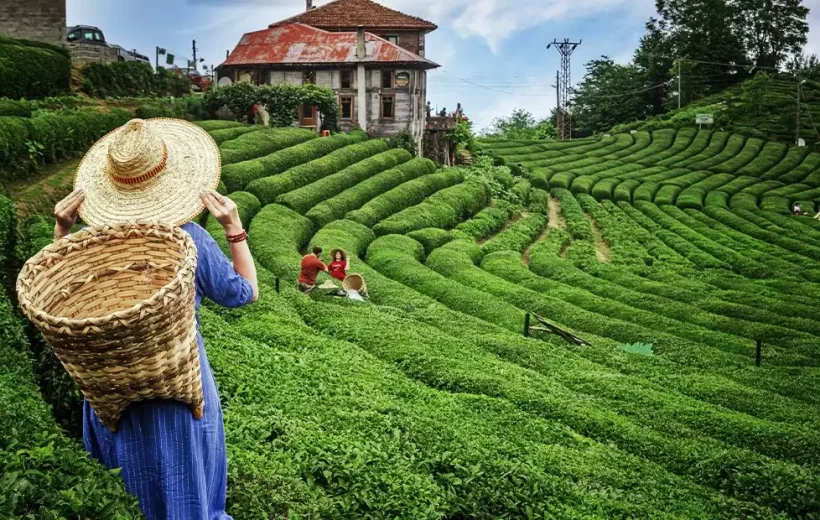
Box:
[482,108,555,141]
[482,213,548,255]
[222,132,367,193]
[0,38,70,99]
[248,139,388,206]
[305,158,436,229]
[0,108,131,183]
[82,62,191,98]
[0,99,32,117]
[446,119,476,152]
[220,127,317,165]
[204,82,338,131]
[249,204,313,280]
[387,129,417,156]
[455,203,515,240]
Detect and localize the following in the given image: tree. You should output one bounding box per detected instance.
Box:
[483,109,554,140]
[649,0,748,104]
[731,0,809,70]
[634,19,674,115]
[572,57,650,136]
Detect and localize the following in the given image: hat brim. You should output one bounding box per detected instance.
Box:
[75,118,221,227]
[330,248,347,259]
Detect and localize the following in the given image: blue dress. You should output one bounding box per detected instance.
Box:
[83,222,254,520]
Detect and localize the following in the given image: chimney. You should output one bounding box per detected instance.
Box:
[357,26,366,59]
[306,0,313,11]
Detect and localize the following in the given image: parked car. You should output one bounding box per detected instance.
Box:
[67,25,150,66]
[66,25,107,45]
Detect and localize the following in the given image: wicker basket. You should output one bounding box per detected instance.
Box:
[16,222,202,432]
[342,274,367,294]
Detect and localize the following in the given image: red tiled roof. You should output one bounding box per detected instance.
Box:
[270,0,437,32]
[222,23,439,69]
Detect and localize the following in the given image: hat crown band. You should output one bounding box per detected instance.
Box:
[107,119,168,186]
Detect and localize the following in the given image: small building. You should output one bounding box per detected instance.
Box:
[217,0,439,149]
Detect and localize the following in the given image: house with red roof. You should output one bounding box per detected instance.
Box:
[217,0,439,146]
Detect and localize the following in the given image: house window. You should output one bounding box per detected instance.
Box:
[340,70,352,89]
[340,96,354,120]
[381,70,394,89]
[302,71,316,85]
[381,94,395,119]
[386,35,400,45]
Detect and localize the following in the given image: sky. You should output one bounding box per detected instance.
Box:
[67,0,820,131]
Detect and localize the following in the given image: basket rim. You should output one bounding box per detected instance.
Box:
[16,221,197,329]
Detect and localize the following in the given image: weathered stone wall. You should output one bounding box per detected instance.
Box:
[0,0,66,44]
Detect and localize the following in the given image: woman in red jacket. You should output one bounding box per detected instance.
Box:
[328,249,348,282]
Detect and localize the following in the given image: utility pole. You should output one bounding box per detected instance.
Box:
[554,71,560,133]
[677,59,682,109]
[547,38,581,141]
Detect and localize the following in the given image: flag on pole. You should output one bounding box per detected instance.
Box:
[166,53,175,65]
[157,47,166,55]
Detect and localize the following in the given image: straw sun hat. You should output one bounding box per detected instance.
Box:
[330,248,347,260]
[74,118,221,227]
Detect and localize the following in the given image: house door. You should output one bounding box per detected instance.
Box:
[300,104,317,127]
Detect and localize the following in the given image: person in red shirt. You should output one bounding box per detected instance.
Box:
[298,246,327,293]
[327,249,348,282]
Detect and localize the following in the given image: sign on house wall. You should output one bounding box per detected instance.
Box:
[695,114,714,125]
[395,71,410,88]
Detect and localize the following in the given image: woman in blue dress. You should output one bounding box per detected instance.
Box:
[53,118,259,519]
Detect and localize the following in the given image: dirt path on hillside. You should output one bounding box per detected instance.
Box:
[522,225,550,265]
[548,197,566,230]
[585,214,613,263]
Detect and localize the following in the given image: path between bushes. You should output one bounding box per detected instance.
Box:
[585,214,613,263]
[548,196,566,230]
[9,158,79,224]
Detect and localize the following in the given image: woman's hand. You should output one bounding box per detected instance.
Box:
[201,190,242,235]
[54,189,84,239]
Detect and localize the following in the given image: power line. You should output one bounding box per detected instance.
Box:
[643,53,780,71]
[436,69,552,97]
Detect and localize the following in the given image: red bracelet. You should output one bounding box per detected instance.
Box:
[226,230,248,243]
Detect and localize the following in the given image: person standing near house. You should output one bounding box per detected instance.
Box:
[298,246,327,293]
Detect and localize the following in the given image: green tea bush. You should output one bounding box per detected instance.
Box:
[248,140,388,206]
[372,180,490,236]
[482,213,548,254]
[0,99,32,117]
[637,128,696,165]
[613,179,641,203]
[222,132,366,193]
[305,158,436,229]
[196,120,244,131]
[528,188,549,214]
[276,148,411,214]
[0,38,70,99]
[455,204,514,240]
[220,128,317,165]
[654,185,681,206]
[249,204,313,279]
[591,178,620,201]
[406,228,454,255]
[81,62,190,98]
[676,187,707,210]
[0,108,131,183]
[550,188,591,240]
[210,126,260,146]
[347,169,464,228]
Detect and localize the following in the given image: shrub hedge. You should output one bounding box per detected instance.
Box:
[0,108,131,183]
[346,169,464,228]
[220,127,317,165]
[81,62,191,98]
[482,213,548,254]
[276,148,411,214]
[248,140,389,206]
[222,132,367,193]
[249,204,313,279]
[0,38,70,99]
[372,180,490,236]
[305,158,436,229]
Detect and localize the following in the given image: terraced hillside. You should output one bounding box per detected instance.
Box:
[4,122,820,519]
[485,129,820,213]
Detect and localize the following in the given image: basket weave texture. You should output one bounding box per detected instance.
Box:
[16,222,202,432]
[342,274,366,293]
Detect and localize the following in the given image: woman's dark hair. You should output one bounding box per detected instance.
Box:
[312,246,323,255]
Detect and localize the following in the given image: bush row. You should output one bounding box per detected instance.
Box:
[248,204,313,280]
[346,169,464,228]
[248,140,389,206]
[222,132,367,193]
[481,213,547,255]
[81,62,191,98]
[0,108,132,183]
[220,127,317,165]
[276,149,411,214]
[550,188,591,240]
[305,158,436,229]
[0,38,70,99]
[372,180,490,236]
[455,203,514,240]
